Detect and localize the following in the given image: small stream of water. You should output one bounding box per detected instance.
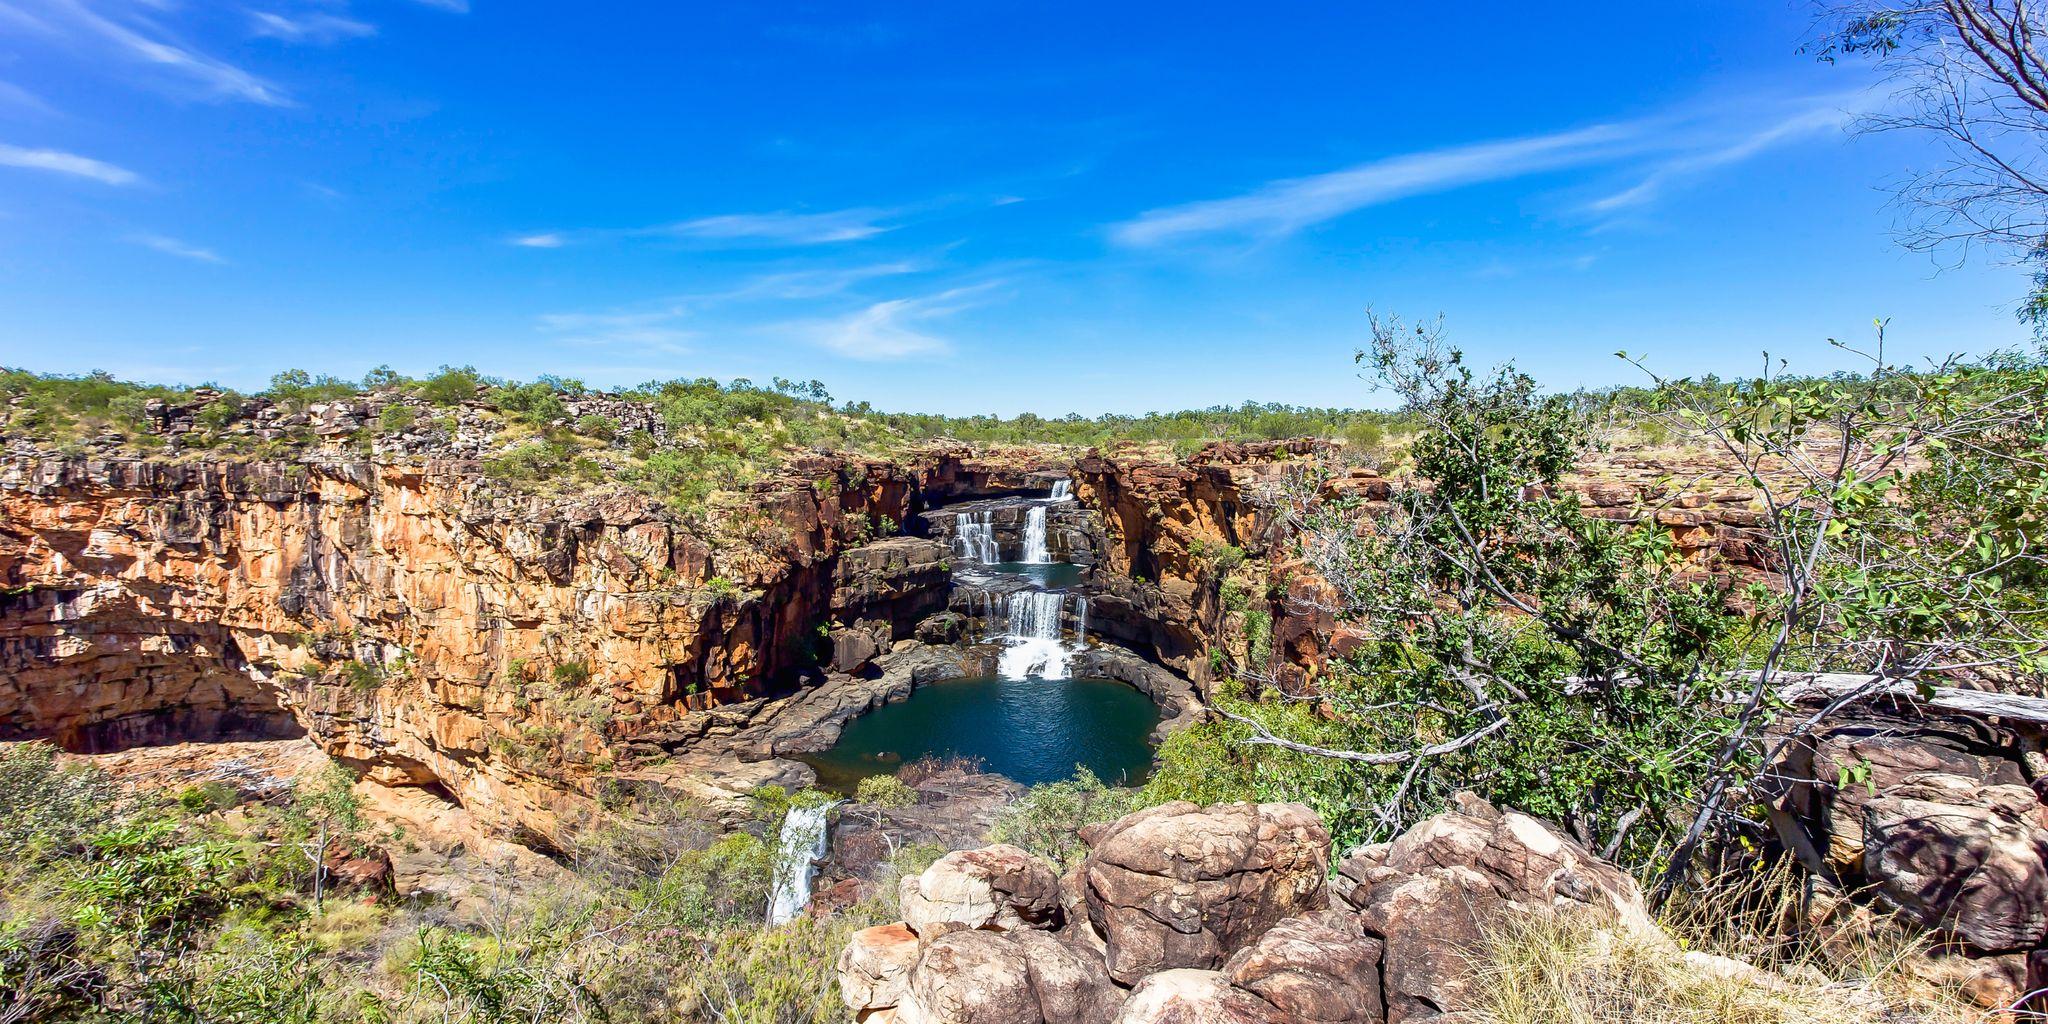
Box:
[766,802,836,926]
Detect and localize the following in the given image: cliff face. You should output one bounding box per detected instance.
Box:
[0,437,1789,846]
[0,450,1051,843]
[1074,442,1310,692]
[1074,439,1784,696]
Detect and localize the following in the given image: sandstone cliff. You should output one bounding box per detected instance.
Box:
[0,449,1056,844]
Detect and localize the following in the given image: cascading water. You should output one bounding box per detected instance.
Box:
[1020,505,1050,564]
[997,590,1074,680]
[953,510,998,564]
[1050,479,1073,501]
[766,802,836,925]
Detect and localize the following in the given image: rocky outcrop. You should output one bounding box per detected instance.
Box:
[901,844,1067,938]
[1081,801,1330,984]
[828,537,952,672]
[1334,792,1653,1022]
[1768,705,2048,998]
[0,449,1054,844]
[1863,775,2048,953]
[840,795,1654,1024]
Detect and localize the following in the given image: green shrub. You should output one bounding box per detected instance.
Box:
[0,741,118,860]
[490,379,569,425]
[177,781,240,814]
[337,660,382,692]
[265,369,356,409]
[418,365,484,407]
[196,397,242,431]
[552,660,592,687]
[854,775,917,809]
[379,404,419,432]
[990,769,1144,869]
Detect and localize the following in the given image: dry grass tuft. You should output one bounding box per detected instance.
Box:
[1472,861,1991,1024]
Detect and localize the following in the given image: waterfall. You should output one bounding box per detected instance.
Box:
[953,510,998,564]
[1074,595,1090,647]
[1050,479,1073,501]
[767,802,836,926]
[997,590,1073,680]
[1020,506,1050,564]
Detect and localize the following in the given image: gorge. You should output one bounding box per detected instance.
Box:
[4,375,2047,1023]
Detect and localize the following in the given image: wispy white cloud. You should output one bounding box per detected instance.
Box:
[1113,124,1642,247]
[1586,101,1857,214]
[785,283,995,361]
[515,207,899,250]
[659,208,894,245]
[1113,90,1876,248]
[408,0,468,11]
[1,0,290,104]
[538,310,695,353]
[129,233,224,263]
[0,78,57,117]
[0,142,139,184]
[532,262,928,356]
[249,10,375,44]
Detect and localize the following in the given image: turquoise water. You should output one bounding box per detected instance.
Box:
[979,561,1086,589]
[801,674,1159,793]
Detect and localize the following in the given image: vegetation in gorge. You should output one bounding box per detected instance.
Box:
[0,743,933,1024]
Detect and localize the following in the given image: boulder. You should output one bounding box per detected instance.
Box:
[901,844,1065,938]
[1862,774,2048,953]
[1336,792,1651,1023]
[1109,970,1282,1024]
[839,923,920,1020]
[1082,801,1329,984]
[1223,911,1384,1024]
[909,929,1122,1024]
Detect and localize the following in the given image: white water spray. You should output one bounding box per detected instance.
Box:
[767,802,836,926]
[953,510,998,564]
[1050,479,1073,501]
[997,590,1075,680]
[1020,505,1050,564]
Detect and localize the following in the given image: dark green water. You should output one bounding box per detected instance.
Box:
[982,561,1086,589]
[801,675,1160,793]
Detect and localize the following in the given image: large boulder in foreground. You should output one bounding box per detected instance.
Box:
[1862,773,2048,953]
[839,922,920,1020]
[1109,969,1283,1024]
[901,843,1066,938]
[1081,801,1330,984]
[1222,910,1384,1023]
[1335,792,1651,1023]
[910,928,1122,1024]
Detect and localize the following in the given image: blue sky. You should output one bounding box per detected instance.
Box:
[0,1,2034,414]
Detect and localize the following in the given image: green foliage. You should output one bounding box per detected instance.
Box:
[197,397,243,431]
[990,769,1145,869]
[489,378,573,426]
[338,659,383,692]
[0,742,118,860]
[378,404,419,433]
[267,369,358,409]
[417,365,484,407]
[0,368,195,444]
[575,414,618,440]
[854,774,918,809]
